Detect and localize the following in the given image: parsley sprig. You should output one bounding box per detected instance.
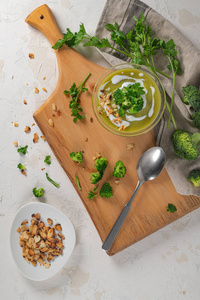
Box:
[64,73,91,123]
[53,14,182,129]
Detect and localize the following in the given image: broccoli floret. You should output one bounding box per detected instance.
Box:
[128,98,144,113]
[87,187,98,199]
[90,172,103,184]
[17,145,28,155]
[113,88,124,105]
[44,155,51,165]
[113,83,145,114]
[172,130,200,161]
[182,85,200,111]
[192,111,200,129]
[188,169,200,187]
[17,163,26,170]
[95,156,108,172]
[118,107,125,117]
[33,187,45,197]
[166,203,177,213]
[113,160,126,178]
[70,151,83,164]
[99,183,113,198]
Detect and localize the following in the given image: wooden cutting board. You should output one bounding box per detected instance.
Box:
[26,5,200,255]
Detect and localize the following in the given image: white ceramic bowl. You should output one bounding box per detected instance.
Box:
[10,202,76,281]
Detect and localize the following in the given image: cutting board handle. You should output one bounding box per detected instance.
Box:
[25,4,63,46]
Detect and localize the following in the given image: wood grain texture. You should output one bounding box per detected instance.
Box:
[26,5,200,255]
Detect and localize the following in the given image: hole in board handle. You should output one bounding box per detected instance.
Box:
[40,15,44,19]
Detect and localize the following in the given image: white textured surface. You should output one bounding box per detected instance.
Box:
[0,0,200,299]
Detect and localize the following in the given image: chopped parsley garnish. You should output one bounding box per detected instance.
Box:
[113,83,145,114]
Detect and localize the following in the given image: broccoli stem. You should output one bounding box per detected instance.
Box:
[167,57,176,128]
[191,132,200,148]
[77,72,91,99]
[165,101,177,130]
[156,69,171,79]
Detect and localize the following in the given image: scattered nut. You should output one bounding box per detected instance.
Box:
[41,135,46,141]
[29,53,34,59]
[48,119,54,127]
[23,99,27,105]
[47,218,53,226]
[55,224,62,231]
[24,126,31,133]
[21,220,28,226]
[115,180,120,185]
[42,87,47,92]
[126,143,135,151]
[92,152,101,160]
[35,213,40,220]
[34,87,39,94]
[90,117,93,123]
[41,168,45,171]
[32,123,35,126]
[85,138,88,142]
[13,141,18,147]
[52,103,57,112]
[33,133,39,143]
[21,170,27,176]
[14,122,19,127]
[43,77,46,80]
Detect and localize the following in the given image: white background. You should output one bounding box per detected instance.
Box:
[0,0,200,299]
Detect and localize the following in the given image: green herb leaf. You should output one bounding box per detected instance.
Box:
[44,155,51,165]
[64,73,91,123]
[75,174,81,190]
[17,145,28,155]
[17,163,26,170]
[166,203,177,213]
[46,173,60,188]
[33,187,45,198]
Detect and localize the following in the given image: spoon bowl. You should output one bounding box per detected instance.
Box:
[137,147,166,183]
[102,146,166,251]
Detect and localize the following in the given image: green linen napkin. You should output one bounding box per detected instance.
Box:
[95,0,200,196]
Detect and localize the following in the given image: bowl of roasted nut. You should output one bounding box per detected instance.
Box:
[10,202,76,281]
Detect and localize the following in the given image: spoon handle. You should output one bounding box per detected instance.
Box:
[102,181,142,251]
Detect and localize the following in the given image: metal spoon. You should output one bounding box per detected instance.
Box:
[102,146,166,251]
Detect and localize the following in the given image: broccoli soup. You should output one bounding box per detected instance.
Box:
[96,68,161,134]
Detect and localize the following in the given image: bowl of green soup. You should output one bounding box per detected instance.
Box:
[92,63,166,136]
